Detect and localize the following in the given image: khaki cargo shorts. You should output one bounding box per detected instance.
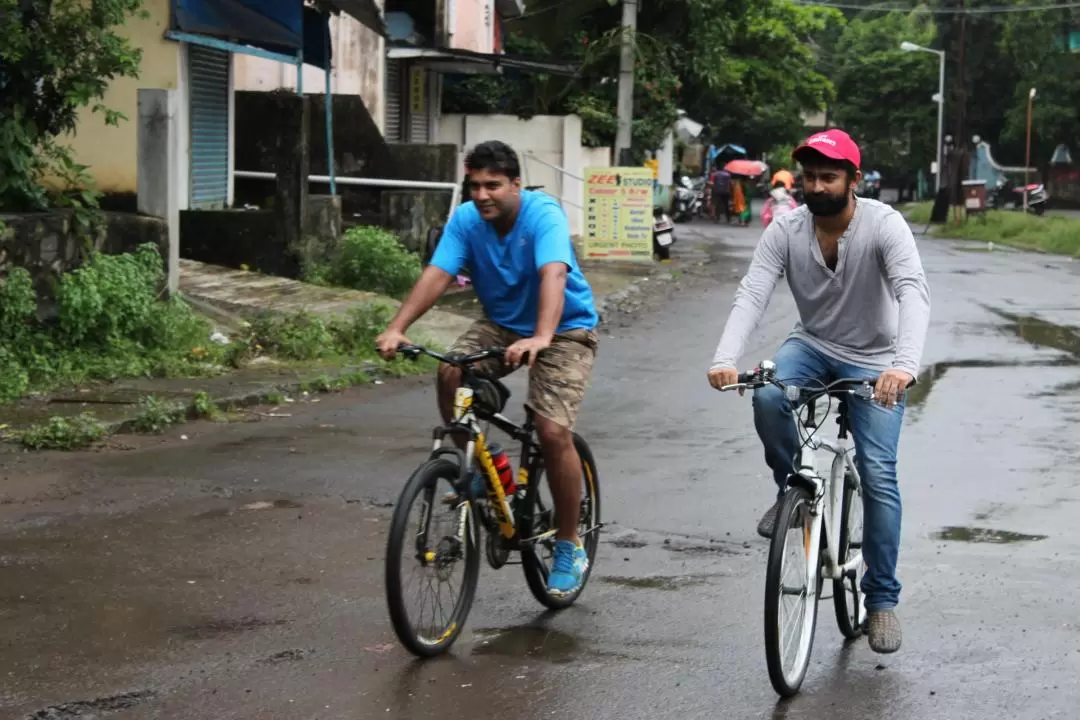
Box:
[448,319,598,429]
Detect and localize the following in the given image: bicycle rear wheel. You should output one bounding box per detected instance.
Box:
[385,458,480,657]
[834,462,867,639]
[764,486,820,698]
[521,433,601,610]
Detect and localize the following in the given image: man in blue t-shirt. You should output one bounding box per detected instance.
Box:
[376,141,600,597]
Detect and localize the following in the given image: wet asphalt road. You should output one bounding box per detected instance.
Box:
[4,223,1080,719]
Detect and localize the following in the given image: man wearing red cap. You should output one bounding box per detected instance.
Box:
[706,128,931,654]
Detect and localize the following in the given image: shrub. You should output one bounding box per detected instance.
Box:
[308,226,421,299]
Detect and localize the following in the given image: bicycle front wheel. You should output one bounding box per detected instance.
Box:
[764,487,821,698]
[834,464,867,640]
[385,458,480,657]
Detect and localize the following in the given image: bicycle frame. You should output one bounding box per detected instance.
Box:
[437,385,521,540]
[789,397,862,583]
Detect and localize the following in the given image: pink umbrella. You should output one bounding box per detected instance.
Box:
[724,159,768,177]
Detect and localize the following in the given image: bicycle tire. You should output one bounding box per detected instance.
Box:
[385,458,480,657]
[764,487,820,698]
[521,433,601,610]
[833,463,866,640]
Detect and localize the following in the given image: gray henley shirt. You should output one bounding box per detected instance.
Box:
[711,199,931,377]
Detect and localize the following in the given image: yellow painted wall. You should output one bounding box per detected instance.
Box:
[64,0,180,194]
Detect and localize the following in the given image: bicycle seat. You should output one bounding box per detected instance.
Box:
[473,375,511,415]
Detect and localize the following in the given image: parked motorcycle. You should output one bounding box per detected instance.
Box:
[989,176,1048,215]
[652,206,676,260]
[673,176,702,222]
[861,171,882,200]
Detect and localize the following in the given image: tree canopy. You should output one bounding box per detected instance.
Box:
[445,0,1080,176]
[0,0,144,213]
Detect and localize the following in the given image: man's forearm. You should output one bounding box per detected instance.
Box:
[534,264,567,339]
[892,290,931,377]
[387,266,454,333]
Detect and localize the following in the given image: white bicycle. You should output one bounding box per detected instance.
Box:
[722,359,875,697]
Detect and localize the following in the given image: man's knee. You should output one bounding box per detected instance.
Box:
[534,414,573,453]
[858,455,899,499]
[436,362,461,391]
[752,384,786,416]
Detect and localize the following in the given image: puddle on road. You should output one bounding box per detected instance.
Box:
[661,538,748,556]
[600,574,710,591]
[192,507,233,520]
[1032,379,1080,399]
[907,355,1080,409]
[168,616,287,640]
[241,499,303,511]
[472,626,581,664]
[990,309,1080,359]
[26,690,157,719]
[932,526,1047,544]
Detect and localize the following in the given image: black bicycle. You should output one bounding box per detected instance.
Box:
[384,343,602,657]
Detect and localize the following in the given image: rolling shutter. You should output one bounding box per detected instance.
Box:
[384,58,402,142]
[188,44,230,209]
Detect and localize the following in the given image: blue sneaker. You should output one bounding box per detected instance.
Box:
[547,540,589,597]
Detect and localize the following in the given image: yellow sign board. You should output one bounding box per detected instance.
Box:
[409,66,425,114]
[583,167,654,261]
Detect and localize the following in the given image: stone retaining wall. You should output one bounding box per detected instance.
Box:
[0,211,168,315]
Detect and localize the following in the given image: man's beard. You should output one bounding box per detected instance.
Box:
[804,191,850,217]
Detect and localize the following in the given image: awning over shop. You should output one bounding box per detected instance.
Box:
[172,0,302,56]
[387,45,578,77]
[171,0,385,65]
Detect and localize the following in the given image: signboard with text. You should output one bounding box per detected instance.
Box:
[409,66,426,113]
[583,167,654,261]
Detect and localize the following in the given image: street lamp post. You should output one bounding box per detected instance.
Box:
[900,41,946,193]
[1024,87,1037,213]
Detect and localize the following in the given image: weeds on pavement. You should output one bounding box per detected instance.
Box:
[130,395,186,434]
[17,413,107,450]
[0,245,432,406]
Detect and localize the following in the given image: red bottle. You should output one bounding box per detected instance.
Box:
[488,443,516,498]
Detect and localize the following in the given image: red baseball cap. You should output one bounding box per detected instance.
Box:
[793,129,861,169]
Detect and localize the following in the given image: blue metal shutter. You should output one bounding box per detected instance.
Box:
[189,44,230,209]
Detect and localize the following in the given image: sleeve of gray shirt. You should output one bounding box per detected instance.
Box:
[879,212,931,378]
[710,222,788,369]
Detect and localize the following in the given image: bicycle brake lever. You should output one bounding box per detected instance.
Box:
[851,384,874,400]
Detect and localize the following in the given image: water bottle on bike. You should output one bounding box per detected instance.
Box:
[458,442,515,501]
[488,442,516,502]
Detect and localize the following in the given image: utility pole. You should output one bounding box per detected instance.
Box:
[955,0,967,145]
[1024,87,1036,213]
[615,0,638,166]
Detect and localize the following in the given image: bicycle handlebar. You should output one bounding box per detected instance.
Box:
[392,343,508,366]
[721,361,880,405]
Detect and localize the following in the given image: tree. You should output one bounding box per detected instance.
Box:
[998,1,1080,163]
[669,0,842,153]
[0,0,145,213]
[827,10,939,176]
[444,0,838,160]
[442,23,681,160]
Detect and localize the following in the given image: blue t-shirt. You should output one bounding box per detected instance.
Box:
[430,190,599,336]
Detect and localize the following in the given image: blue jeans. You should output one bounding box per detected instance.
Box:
[752,337,905,611]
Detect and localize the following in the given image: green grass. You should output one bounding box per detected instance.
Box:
[903,201,933,225]
[901,202,1080,257]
